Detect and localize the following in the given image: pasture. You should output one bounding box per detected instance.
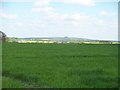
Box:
[2,43,118,88]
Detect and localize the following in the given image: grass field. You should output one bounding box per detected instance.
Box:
[2,43,118,88]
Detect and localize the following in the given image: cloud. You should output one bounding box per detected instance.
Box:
[31,0,117,29]
[32,0,95,14]
[61,13,90,21]
[32,6,55,14]
[31,0,96,22]
[32,0,56,17]
[0,12,17,19]
[1,0,119,2]
[33,0,95,7]
[1,0,34,2]
[54,0,95,7]
[32,0,93,22]
[15,22,24,26]
[0,25,4,30]
[99,11,116,17]
[33,0,50,7]
[100,11,110,16]
[94,0,119,2]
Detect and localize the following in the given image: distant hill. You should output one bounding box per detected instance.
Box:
[17,37,94,41]
[7,37,119,43]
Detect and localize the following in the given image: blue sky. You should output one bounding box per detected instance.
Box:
[0,0,119,40]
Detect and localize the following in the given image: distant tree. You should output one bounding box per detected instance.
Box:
[0,31,7,42]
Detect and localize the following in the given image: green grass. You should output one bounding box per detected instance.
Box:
[2,43,118,88]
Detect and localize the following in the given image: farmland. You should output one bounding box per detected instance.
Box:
[2,43,118,88]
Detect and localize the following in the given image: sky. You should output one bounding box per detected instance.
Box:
[0,0,119,40]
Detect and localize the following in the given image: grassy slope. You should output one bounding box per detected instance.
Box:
[2,43,118,88]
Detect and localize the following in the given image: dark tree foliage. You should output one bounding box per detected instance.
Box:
[0,31,7,42]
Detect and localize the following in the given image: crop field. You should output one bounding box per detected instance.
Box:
[2,43,118,88]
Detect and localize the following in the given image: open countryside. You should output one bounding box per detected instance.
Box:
[1,0,119,88]
[2,43,118,88]
[7,37,120,44]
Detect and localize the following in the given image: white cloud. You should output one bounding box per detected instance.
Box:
[32,0,91,22]
[54,0,95,7]
[1,0,117,40]
[31,0,117,31]
[15,22,24,26]
[100,11,109,16]
[32,6,55,14]
[1,0,34,2]
[93,0,119,2]
[33,0,95,7]
[0,25,4,30]
[0,8,3,12]
[31,0,96,21]
[1,0,119,2]
[1,0,95,6]
[32,0,55,14]
[64,13,89,21]
[33,0,50,7]
[99,11,116,17]
[0,12,17,19]
[32,0,95,14]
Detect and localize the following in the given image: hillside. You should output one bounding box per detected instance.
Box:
[6,37,119,44]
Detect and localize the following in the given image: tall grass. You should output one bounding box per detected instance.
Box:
[2,43,118,88]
